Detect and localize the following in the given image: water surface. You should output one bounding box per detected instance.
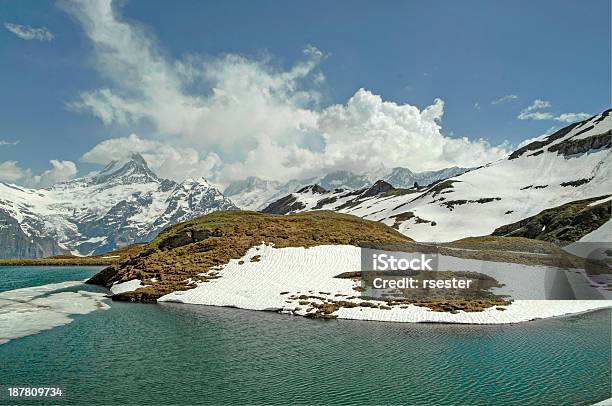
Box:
[1,266,610,405]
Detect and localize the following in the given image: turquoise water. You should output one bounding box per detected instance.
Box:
[0,266,610,405]
[0,265,104,292]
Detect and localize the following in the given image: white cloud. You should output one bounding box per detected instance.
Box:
[0,161,30,183]
[0,140,19,146]
[518,99,552,120]
[30,160,78,187]
[0,160,77,187]
[555,112,592,123]
[68,88,142,125]
[528,99,552,110]
[491,94,518,104]
[65,0,510,186]
[308,91,509,175]
[518,99,590,123]
[4,23,54,41]
[518,111,555,121]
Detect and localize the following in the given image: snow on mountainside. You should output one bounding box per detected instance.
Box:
[380,166,470,189]
[223,177,314,212]
[263,110,612,243]
[0,153,237,258]
[224,167,470,210]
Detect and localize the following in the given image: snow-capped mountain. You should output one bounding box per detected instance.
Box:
[0,153,237,258]
[224,167,470,210]
[222,177,312,212]
[262,110,612,244]
[383,166,470,189]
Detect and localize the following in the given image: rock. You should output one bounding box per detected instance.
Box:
[361,180,395,198]
[492,195,611,245]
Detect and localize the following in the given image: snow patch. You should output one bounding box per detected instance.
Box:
[159,244,612,324]
[0,281,109,345]
[110,279,148,295]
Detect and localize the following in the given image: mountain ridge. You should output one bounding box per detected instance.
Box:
[260,110,612,244]
[224,166,471,210]
[0,153,237,258]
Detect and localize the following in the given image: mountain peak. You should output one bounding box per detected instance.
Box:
[128,152,147,166]
[92,153,159,186]
[362,180,394,198]
[223,176,280,197]
[389,167,415,176]
[319,170,370,190]
[509,109,611,160]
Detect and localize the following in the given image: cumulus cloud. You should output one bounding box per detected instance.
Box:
[555,112,592,123]
[65,0,510,185]
[310,91,508,174]
[0,161,30,183]
[491,94,518,105]
[528,99,552,110]
[0,160,77,187]
[4,23,54,41]
[518,111,555,121]
[518,99,590,123]
[518,99,553,120]
[30,160,78,187]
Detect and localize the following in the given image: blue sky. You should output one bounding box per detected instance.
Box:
[0,0,610,186]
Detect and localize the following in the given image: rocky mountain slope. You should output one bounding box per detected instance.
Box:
[0,154,237,258]
[492,195,611,245]
[262,110,612,244]
[224,167,470,210]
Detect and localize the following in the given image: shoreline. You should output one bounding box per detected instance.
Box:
[0,259,115,266]
[0,244,143,267]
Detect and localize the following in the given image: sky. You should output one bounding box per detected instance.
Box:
[0,0,610,187]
